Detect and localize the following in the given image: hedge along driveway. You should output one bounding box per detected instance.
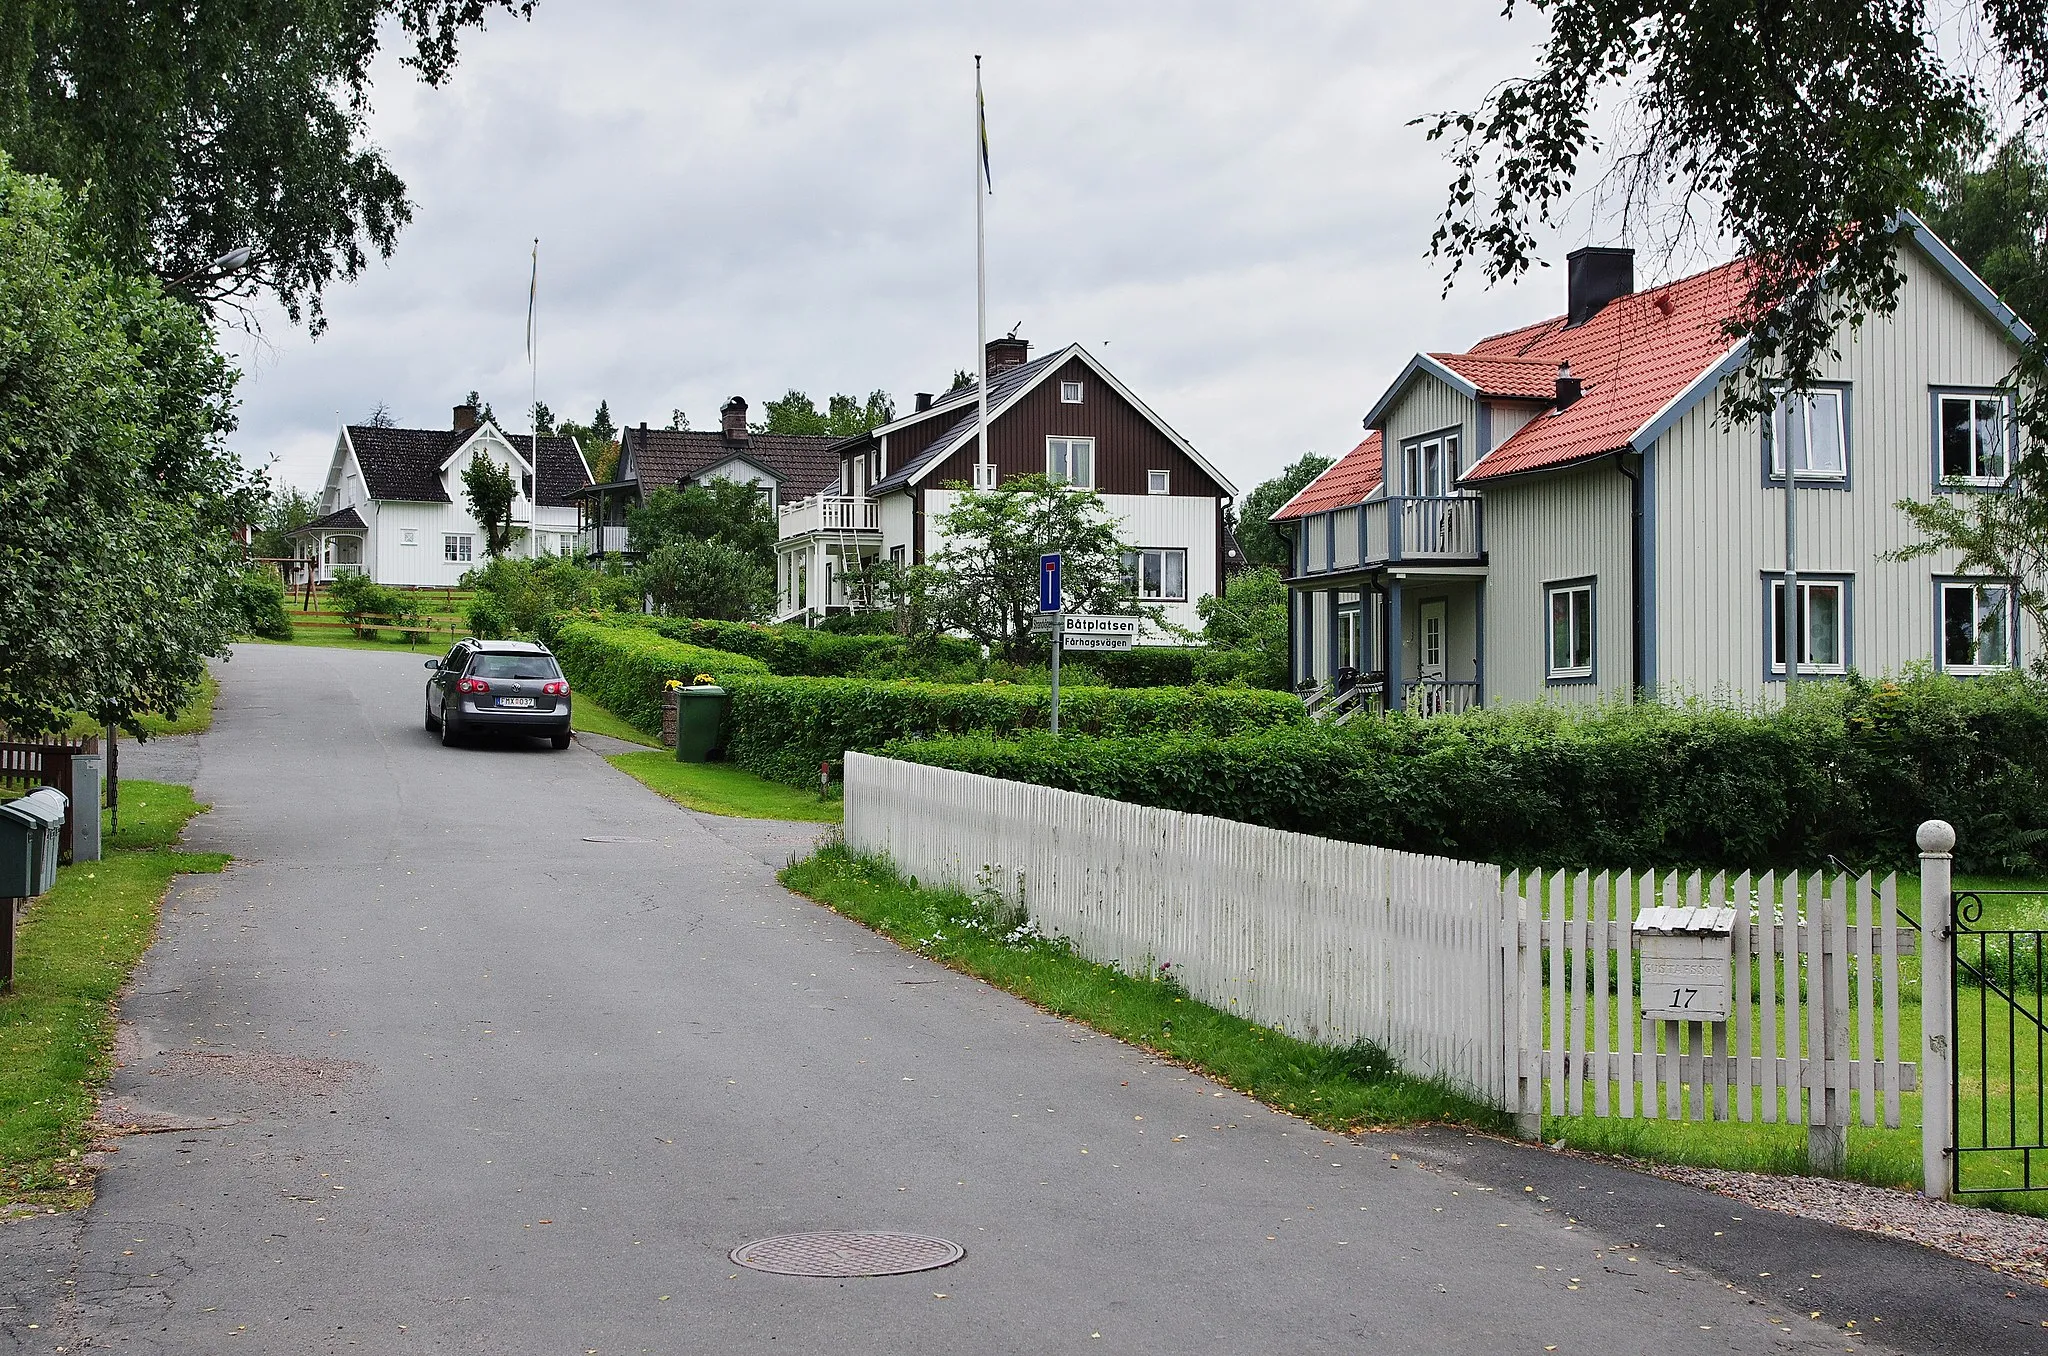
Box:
[547,616,1309,790]
[551,619,770,735]
[721,673,1307,786]
[884,671,2048,875]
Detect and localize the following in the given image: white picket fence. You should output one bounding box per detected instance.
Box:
[842,754,1921,1134]
[843,752,1508,1099]
[1506,869,1916,1130]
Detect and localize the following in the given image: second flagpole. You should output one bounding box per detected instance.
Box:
[975,55,989,490]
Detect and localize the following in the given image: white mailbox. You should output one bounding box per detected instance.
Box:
[1633,905,1737,1022]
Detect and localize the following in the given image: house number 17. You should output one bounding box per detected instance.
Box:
[1668,987,1699,1009]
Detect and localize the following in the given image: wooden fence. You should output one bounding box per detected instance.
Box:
[844,751,1507,1099]
[1506,869,1916,1132]
[0,740,92,863]
[846,754,1925,1145]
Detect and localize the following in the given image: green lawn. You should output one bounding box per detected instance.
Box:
[781,844,1501,1133]
[608,752,841,822]
[573,697,659,747]
[56,674,217,740]
[243,630,461,654]
[0,781,226,1213]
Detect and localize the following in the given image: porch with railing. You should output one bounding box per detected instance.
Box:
[575,525,631,556]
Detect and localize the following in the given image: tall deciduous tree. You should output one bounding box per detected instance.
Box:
[1236,453,1333,570]
[1924,135,2048,338]
[0,0,536,331]
[0,156,250,734]
[753,389,896,436]
[925,474,1136,662]
[627,481,776,568]
[461,455,517,558]
[1418,1,2046,422]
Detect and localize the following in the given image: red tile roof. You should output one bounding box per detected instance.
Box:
[1271,432,1382,520]
[1429,353,1559,401]
[1460,257,1754,481]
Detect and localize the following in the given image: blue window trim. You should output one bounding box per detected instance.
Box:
[1543,575,1597,686]
[1927,387,2017,495]
[1400,424,1464,497]
[1760,382,1853,491]
[1759,570,1854,683]
[1930,573,2022,674]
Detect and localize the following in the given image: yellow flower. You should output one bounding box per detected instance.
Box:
[694,673,715,685]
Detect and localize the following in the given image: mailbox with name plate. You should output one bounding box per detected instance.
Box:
[1632,904,1737,1022]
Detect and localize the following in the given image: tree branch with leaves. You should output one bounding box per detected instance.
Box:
[461,455,517,558]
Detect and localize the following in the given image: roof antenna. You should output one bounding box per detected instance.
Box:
[1008,322,1022,338]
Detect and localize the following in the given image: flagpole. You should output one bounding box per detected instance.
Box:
[529,237,540,560]
[975,55,989,490]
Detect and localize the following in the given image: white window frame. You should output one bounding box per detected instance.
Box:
[1402,431,1461,498]
[1147,469,1171,495]
[1545,580,1594,680]
[1769,577,1848,675]
[400,528,418,546]
[1939,580,2017,674]
[1060,380,1084,404]
[1047,436,1095,488]
[1937,392,2012,487]
[1125,547,1187,602]
[444,533,473,564]
[1769,387,1849,481]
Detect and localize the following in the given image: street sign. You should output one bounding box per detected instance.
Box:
[1039,553,1062,613]
[1029,613,1059,634]
[1059,633,1135,652]
[1059,614,1140,638]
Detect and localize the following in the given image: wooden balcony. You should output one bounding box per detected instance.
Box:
[1299,494,1483,576]
[778,494,881,540]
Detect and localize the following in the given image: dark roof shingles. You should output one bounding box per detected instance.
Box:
[623,428,844,504]
[345,425,592,507]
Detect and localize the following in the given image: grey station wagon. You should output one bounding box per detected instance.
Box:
[424,639,573,749]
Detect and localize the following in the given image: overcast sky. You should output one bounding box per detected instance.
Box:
[230,0,1674,499]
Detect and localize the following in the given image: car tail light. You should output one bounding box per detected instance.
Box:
[458,677,491,694]
[542,680,568,696]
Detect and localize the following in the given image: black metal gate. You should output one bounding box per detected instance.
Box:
[1951,891,2047,1193]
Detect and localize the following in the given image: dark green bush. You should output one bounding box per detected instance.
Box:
[607,613,981,677]
[551,619,770,734]
[879,672,2048,876]
[465,557,639,641]
[326,571,422,640]
[722,673,1308,786]
[234,568,293,640]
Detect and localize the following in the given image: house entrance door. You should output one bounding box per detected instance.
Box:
[1415,600,1448,715]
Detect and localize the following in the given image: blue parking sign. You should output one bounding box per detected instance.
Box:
[1039,553,1062,613]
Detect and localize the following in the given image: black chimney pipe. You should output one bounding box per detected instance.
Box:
[1554,361,1583,411]
[1566,246,1635,327]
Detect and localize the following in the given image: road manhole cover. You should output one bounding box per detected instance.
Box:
[729,1231,964,1277]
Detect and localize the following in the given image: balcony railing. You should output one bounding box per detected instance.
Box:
[576,525,632,555]
[1300,494,1483,575]
[779,494,881,539]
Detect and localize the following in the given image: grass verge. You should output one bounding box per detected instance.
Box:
[574,697,660,747]
[610,752,842,822]
[242,632,460,654]
[0,781,226,1213]
[780,842,1501,1132]
[59,674,218,740]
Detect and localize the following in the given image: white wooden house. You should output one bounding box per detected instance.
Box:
[292,405,592,587]
[774,338,1238,638]
[1277,215,2036,711]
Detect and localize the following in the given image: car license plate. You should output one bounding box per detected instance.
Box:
[497,696,536,708]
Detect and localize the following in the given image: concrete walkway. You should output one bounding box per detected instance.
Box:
[2,643,2034,1354]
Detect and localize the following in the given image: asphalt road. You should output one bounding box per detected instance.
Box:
[1,643,2032,1353]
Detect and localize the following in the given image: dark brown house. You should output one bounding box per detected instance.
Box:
[774,338,1238,631]
[574,395,847,556]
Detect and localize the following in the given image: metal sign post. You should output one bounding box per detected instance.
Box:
[1040,554,1062,735]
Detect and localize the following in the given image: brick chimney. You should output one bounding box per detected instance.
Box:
[985,335,1030,378]
[720,396,749,445]
[453,404,478,432]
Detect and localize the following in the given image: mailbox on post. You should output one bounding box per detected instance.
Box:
[1633,904,1737,1022]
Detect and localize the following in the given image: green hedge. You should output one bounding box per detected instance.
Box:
[879,673,2048,875]
[601,613,978,677]
[551,619,769,735]
[723,674,1309,787]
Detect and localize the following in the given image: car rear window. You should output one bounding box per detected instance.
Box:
[469,654,561,680]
